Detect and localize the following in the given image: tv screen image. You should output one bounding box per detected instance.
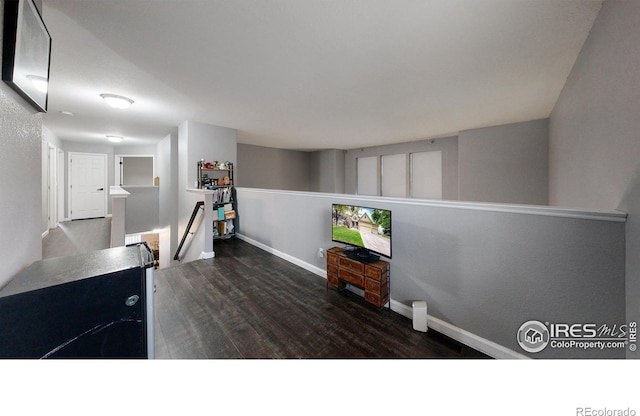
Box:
[331,204,391,262]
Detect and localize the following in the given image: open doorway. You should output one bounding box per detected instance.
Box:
[115,155,155,186]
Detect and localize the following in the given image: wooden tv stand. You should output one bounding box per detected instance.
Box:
[326,247,390,308]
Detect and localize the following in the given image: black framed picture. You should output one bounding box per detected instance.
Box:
[2,0,52,112]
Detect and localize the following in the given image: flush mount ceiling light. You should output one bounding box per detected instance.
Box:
[107,135,123,143]
[100,93,134,109]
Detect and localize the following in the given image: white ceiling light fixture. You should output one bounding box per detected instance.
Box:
[107,135,123,143]
[100,93,134,109]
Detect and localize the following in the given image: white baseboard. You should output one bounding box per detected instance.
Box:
[237,233,527,360]
[199,251,215,259]
[390,301,527,359]
[236,234,326,278]
[41,230,49,239]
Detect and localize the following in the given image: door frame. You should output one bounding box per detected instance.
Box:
[68,152,109,220]
[114,154,155,186]
[57,148,65,221]
[47,144,58,229]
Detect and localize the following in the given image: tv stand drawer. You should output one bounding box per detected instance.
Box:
[338,268,364,287]
[365,263,389,281]
[339,257,364,274]
[326,247,390,309]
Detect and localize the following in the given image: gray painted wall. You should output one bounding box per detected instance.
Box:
[237,121,548,206]
[238,144,346,193]
[309,149,345,193]
[548,0,640,358]
[122,186,159,234]
[237,143,310,191]
[459,119,549,205]
[0,0,43,287]
[178,120,237,263]
[237,188,625,358]
[122,157,154,185]
[344,136,459,199]
[113,144,158,186]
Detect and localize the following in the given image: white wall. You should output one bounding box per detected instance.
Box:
[236,188,626,359]
[548,0,640,358]
[0,0,44,287]
[157,132,179,269]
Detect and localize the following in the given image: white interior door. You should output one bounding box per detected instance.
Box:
[70,152,107,220]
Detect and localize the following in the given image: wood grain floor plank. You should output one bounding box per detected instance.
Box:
[154,239,490,359]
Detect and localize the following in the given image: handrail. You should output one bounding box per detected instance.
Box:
[174,201,204,261]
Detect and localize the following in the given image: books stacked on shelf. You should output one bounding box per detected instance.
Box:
[216,207,236,220]
[212,187,232,204]
[213,219,234,238]
[213,201,235,239]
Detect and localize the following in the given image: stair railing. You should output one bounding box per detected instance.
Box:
[174,201,204,261]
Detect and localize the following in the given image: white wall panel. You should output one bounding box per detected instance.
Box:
[357,156,378,196]
[411,151,442,199]
[381,154,407,198]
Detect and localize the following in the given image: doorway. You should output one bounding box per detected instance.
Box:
[115,155,155,186]
[68,152,108,220]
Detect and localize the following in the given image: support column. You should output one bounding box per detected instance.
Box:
[109,186,130,247]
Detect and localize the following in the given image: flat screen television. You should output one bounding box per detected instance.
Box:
[331,203,391,263]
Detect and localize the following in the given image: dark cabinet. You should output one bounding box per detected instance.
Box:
[0,243,154,359]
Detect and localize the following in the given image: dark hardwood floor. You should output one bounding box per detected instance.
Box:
[154,238,490,359]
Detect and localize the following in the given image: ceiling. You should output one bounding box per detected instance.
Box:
[40,0,602,150]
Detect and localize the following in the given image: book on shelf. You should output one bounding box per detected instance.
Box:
[214,219,235,236]
[211,187,233,204]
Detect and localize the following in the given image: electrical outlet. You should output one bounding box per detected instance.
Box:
[318,248,325,258]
